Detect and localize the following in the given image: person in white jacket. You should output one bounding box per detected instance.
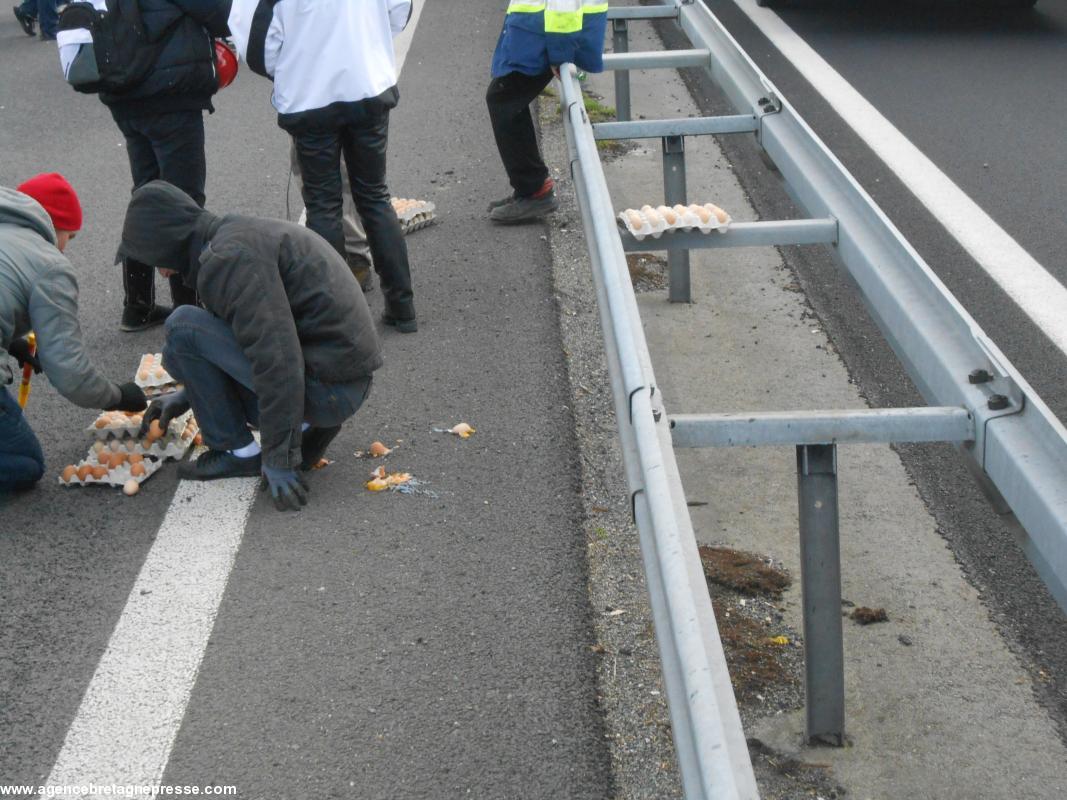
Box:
[228,0,417,332]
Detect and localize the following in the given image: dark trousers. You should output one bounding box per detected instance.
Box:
[19,0,57,36]
[0,387,45,493]
[115,110,206,310]
[161,307,372,453]
[291,107,413,316]
[486,70,554,197]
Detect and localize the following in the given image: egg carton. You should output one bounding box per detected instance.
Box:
[86,412,199,460]
[58,455,164,488]
[392,197,436,235]
[134,353,180,392]
[617,203,731,241]
[88,409,194,441]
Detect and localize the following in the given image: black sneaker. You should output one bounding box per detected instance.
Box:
[120,304,172,333]
[12,6,35,36]
[382,305,417,333]
[489,190,560,224]
[178,449,261,481]
[486,192,517,213]
[299,425,342,470]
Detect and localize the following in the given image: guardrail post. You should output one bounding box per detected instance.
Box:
[611,18,631,122]
[796,444,846,746]
[662,135,691,302]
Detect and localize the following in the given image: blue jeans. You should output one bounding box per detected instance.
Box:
[19,0,58,36]
[0,386,46,492]
[161,306,372,451]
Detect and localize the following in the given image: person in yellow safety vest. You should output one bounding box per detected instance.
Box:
[487,0,608,224]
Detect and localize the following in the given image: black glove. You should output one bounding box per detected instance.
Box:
[261,466,309,512]
[139,389,191,437]
[7,338,41,374]
[107,382,148,413]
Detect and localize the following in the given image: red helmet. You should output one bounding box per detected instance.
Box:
[215,39,239,89]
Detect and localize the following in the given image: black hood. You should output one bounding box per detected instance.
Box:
[118,181,214,273]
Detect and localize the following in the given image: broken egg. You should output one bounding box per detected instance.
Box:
[366,477,389,492]
[369,441,391,457]
[450,422,476,438]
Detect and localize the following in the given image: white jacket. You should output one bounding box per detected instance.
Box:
[228,0,413,115]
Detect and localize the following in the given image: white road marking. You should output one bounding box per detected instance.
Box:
[39,6,428,793]
[40,479,257,790]
[733,0,1067,356]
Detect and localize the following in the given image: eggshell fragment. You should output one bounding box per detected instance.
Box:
[366,477,389,492]
[123,480,140,496]
[369,441,391,457]
[450,422,476,439]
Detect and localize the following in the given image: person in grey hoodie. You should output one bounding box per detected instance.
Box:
[119,181,383,512]
[1,175,148,495]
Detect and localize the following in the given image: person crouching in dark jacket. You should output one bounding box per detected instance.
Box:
[119,181,383,512]
[98,0,229,333]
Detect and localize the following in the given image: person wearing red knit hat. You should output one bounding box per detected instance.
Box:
[1,175,147,499]
[16,172,82,253]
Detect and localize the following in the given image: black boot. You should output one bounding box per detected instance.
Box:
[121,259,172,332]
[299,425,342,470]
[382,301,417,333]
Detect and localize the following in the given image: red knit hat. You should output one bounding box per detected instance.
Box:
[17,173,83,232]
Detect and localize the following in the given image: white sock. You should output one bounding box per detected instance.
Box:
[230,440,261,459]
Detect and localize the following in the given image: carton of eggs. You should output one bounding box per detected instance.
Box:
[58,453,162,490]
[618,202,731,240]
[134,353,182,397]
[391,197,436,235]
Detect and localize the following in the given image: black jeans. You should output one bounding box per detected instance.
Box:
[486,70,554,197]
[291,105,413,315]
[115,110,206,310]
[162,306,372,453]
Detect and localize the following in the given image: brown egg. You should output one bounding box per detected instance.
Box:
[76,464,92,481]
[61,465,77,483]
[131,462,146,477]
[129,453,144,464]
[123,479,140,496]
[94,418,108,429]
[91,465,108,480]
[93,440,106,455]
[192,433,203,447]
[149,420,164,439]
[110,453,128,469]
[137,370,149,382]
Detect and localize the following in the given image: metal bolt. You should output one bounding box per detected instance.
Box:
[987,394,1010,411]
[757,96,770,106]
[968,369,993,384]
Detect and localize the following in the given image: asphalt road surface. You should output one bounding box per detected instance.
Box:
[687,0,1067,737]
[0,3,612,797]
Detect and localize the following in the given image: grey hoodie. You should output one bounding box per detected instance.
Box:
[0,187,120,408]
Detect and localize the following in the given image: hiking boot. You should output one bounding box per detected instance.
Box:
[299,425,342,470]
[382,306,417,333]
[120,304,172,333]
[349,258,375,294]
[12,6,34,36]
[178,449,262,481]
[489,190,560,224]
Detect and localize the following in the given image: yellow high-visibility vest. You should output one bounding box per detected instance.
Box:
[506,0,610,35]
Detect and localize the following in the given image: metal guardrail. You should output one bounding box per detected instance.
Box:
[560,1,1067,797]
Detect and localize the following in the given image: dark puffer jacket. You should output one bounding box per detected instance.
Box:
[102,0,231,119]
[118,181,384,470]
